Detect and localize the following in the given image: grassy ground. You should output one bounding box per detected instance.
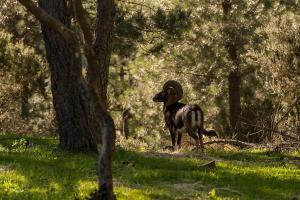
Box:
[0,134,300,200]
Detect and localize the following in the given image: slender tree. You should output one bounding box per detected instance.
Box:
[222,0,241,134]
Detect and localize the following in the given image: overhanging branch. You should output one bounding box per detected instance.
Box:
[17,0,74,41]
[73,0,94,46]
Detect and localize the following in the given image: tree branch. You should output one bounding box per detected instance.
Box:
[73,0,94,46]
[246,0,263,16]
[118,0,154,11]
[204,139,256,148]
[275,96,300,126]
[204,139,300,150]
[17,0,74,41]
[241,122,298,141]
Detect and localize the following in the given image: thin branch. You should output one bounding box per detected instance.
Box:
[241,122,298,141]
[204,139,300,150]
[275,96,300,126]
[72,0,101,98]
[17,0,74,41]
[204,139,256,148]
[73,0,94,46]
[118,0,154,10]
[250,0,263,13]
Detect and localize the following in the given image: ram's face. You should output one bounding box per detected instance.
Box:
[153,90,168,102]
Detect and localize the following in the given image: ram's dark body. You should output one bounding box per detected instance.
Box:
[153,80,218,151]
[164,102,204,149]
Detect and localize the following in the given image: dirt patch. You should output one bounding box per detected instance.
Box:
[0,164,10,172]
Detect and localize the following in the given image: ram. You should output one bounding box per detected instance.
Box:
[153,80,217,152]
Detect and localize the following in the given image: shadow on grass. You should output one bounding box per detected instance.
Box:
[113,148,300,200]
[1,135,300,200]
[0,136,98,200]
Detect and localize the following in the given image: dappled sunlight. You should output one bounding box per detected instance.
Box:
[115,186,153,200]
[1,135,300,199]
[0,170,28,197]
[113,149,300,199]
[75,180,97,199]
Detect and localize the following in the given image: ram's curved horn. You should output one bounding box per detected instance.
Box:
[163,80,183,102]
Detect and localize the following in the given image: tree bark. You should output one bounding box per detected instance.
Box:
[39,0,97,152]
[222,0,242,135]
[228,71,241,132]
[93,0,116,198]
[121,108,131,139]
[94,0,115,108]
[18,0,117,198]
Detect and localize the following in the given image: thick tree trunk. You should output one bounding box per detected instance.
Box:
[17,0,116,198]
[39,0,97,152]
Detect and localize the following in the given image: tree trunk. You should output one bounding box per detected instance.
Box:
[39,0,97,152]
[222,0,242,136]
[228,71,241,132]
[121,108,131,139]
[93,0,116,198]
[94,0,115,108]
[17,0,117,198]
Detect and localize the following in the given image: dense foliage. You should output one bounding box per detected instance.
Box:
[0,0,299,147]
[0,30,53,135]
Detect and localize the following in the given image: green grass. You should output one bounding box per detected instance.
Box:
[0,134,300,200]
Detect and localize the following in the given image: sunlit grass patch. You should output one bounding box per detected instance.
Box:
[0,134,300,199]
[0,170,27,196]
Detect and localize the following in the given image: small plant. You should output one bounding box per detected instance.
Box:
[11,138,29,152]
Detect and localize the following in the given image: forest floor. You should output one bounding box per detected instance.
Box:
[0,134,300,200]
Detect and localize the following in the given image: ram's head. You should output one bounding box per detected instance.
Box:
[153,80,183,107]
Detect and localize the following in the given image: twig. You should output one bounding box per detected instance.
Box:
[204,139,256,148]
[275,97,300,126]
[241,122,298,141]
[118,0,154,10]
[204,138,300,150]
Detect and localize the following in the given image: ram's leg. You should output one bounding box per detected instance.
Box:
[170,129,177,150]
[198,128,204,153]
[177,132,182,149]
[186,128,200,151]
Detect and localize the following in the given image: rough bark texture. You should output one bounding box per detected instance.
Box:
[222,0,242,135]
[94,0,115,108]
[18,0,118,198]
[94,0,116,198]
[97,111,116,200]
[18,0,73,40]
[39,0,97,152]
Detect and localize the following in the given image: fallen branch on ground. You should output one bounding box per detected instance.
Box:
[204,139,300,150]
[204,139,256,148]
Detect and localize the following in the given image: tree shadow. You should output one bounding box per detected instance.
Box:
[113,148,300,200]
[0,137,98,199]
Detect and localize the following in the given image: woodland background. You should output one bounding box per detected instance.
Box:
[1,0,299,147]
[0,0,300,199]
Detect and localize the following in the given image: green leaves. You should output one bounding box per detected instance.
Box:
[152,6,192,37]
